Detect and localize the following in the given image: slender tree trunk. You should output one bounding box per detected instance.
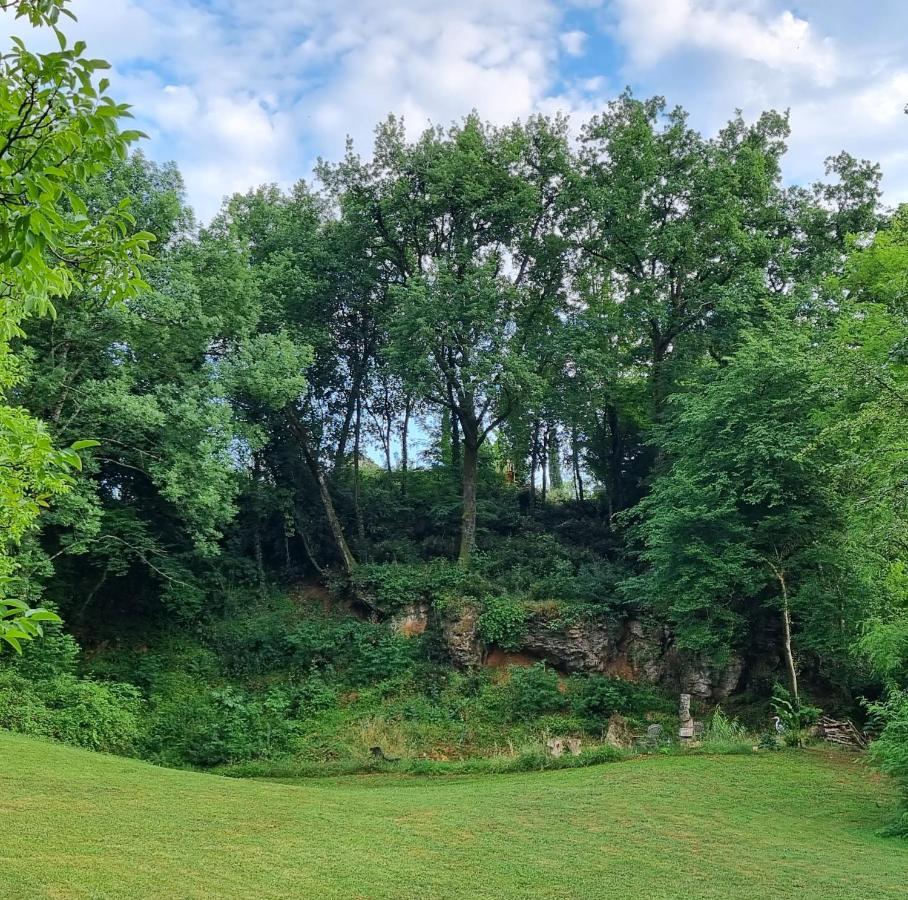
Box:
[548,426,562,491]
[400,396,412,496]
[529,419,540,509]
[293,508,325,577]
[285,405,357,575]
[541,427,548,503]
[333,390,358,472]
[571,426,584,503]
[606,404,622,521]
[253,524,266,600]
[458,435,479,565]
[451,410,461,470]
[447,384,461,470]
[353,395,366,545]
[282,516,292,576]
[777,569,799,706]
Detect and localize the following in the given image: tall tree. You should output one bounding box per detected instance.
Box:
[0,0,151,645]
[325,114,571,563]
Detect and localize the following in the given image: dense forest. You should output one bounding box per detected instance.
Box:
[2,0,907,834]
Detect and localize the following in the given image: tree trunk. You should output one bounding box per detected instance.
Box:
[285,405,357,575]
[458,436,479,566]
[400,396,412,496]
[606,405,622,521]
[353,394,366,545]
[571,426,584,503]
[292,508,325,576]
[777,569,799,706]
[548,426,562,491]
[253,524,266,600]
[451,409,461,470]
[529,419,540,509]
[540,426,548,503]
[333,389,358,472]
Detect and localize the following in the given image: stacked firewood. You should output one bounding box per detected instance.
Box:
[814,715,868,749]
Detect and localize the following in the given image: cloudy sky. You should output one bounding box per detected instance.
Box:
[5,0,907,220]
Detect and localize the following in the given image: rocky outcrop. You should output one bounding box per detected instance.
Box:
[441,604,483,668]
[604,714,634,749]
[389,603,430,637]
[436,606,743,700]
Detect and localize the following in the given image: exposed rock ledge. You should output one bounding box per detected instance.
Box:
[390,603,743,700]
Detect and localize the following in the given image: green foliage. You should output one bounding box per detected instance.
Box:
[700,707,752,754]
[771,685,820,747]
[867,690,908,835]
[348,560,482,611]
[142,681,301,768]
[477,595,527,650]
[0,670,141,753]
[501,664,565,722]
[569,674,671,729]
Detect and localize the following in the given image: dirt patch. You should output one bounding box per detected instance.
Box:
[484,648,542,669]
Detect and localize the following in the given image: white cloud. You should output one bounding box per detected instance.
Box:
[607,0,908,203]
[560,29,588,57]
[613,0,838,86]
[3,0,908,217]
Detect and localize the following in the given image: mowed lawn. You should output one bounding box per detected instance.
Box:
[2,732,906,899]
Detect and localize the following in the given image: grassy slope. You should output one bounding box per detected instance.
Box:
[2,732,905,900]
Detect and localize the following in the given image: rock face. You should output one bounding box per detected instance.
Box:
[546,737,582,758]
[437,607,743,700]
[441,605,483,668]
[604,714,634,749]
[389,603,430,637]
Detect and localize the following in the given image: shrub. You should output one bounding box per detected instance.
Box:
[771,684,820,747]
[6,622,79,680]
[285,617,422,686]
[143,681,299,767]
[477,595,527,650]
[502,664,566,722]
[43,677,143,754]
[867,689,908,836]
[570,675,629,727]
[348,560,484,611]
[570,674,673,728]
[0,670,142,754]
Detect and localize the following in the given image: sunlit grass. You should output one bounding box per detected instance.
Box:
[2,732,905,899]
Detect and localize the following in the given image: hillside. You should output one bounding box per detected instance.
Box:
[2,732,905,899]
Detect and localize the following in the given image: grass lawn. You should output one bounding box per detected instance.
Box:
[2,732,905,899]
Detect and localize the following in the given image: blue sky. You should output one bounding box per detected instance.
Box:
[4,0,907,220]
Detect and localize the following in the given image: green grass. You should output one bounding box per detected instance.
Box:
[2,732,905,899]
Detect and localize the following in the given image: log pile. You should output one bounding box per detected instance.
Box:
[814,715,868,749]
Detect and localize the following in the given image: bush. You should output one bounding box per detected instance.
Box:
[477,595,527,650]
[285,617,422,686]
[6,622,79,680]
[0,670,142,754]
[771,684,820,747]
[570,674,673,729]
[142,680,300,767]
[570,675,629,727]
[502,664,566,722]
[348,560,484,611]
[867,689,908,836]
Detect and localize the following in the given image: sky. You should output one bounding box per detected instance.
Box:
[3,0,907,221]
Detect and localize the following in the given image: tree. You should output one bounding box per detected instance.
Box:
[572,94,790,420]
[1,0,151,646]
[325,114,571,564]
[629,325,861,698]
